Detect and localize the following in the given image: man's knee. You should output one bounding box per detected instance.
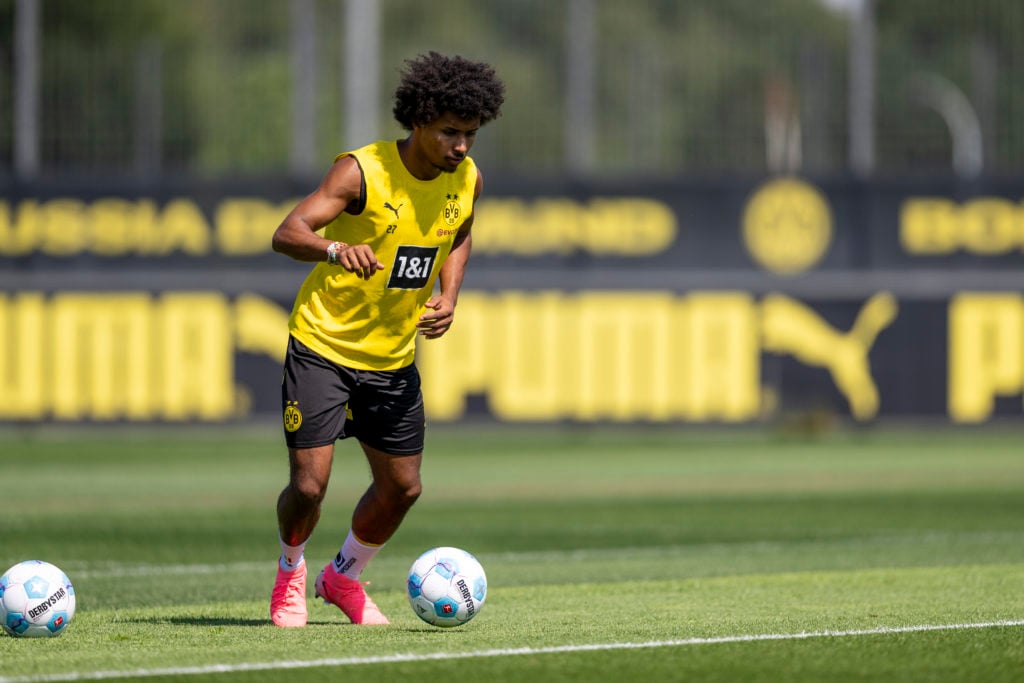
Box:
[291,474,329,506]
[400,481,422,508]
[380,479,421,511]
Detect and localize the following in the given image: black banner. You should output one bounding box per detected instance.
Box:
[2,175,1023,424]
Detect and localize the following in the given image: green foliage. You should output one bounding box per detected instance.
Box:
[15,0,1024,175]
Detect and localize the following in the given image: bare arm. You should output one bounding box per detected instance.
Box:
[271,156,384,279]
[417,169,483,339]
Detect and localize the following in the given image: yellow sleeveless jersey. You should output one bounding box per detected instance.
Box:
[288,140,477,371]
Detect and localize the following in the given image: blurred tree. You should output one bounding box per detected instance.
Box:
[876,0,1023,172]
[4,0,1024,176]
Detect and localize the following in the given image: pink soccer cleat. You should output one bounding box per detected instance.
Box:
[314,566,390,625]
[270,559,307,627]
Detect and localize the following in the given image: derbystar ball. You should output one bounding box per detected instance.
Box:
[407,547,487,627]
[0,560,76,638]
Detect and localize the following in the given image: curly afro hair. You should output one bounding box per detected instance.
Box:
[393,52,505,131]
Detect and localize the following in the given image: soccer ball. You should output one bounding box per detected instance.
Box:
[0,560,76,638]
[407,547,486,627]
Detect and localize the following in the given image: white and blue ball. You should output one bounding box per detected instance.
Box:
[407,547,486,627]
[0,560,76,638]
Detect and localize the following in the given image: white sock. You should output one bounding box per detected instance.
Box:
[279,537,306,572]
[330,529,383,579]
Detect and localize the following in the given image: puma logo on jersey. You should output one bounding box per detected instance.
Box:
[384,201,403,220]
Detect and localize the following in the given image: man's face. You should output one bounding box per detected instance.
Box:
[416,112,481,173]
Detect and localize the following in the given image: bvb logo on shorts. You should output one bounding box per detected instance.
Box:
[442,194,461,226]
[283,401,302,432]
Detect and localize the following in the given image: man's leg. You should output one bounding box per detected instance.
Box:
[315,443,422,625]
[352,443,422,544]
[278,445,335,544]
[271,444,334,627]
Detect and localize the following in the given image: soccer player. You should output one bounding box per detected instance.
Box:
[269,52,505,627]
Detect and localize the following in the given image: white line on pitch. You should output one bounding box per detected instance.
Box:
[1,619,1022,683]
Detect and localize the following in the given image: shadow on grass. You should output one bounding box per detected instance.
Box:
[126,616,339,627]
[127,616,477,633]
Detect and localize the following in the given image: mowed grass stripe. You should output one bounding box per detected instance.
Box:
[1,620,1022,683]
[65,528,1024,579]
[3,429,1023,682]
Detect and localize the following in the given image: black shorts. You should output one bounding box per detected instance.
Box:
[281,336,425,455]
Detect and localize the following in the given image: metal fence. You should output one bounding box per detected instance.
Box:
[4,0,1024,180]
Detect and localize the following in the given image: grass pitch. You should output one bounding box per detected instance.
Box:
[1,425,1023,681]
